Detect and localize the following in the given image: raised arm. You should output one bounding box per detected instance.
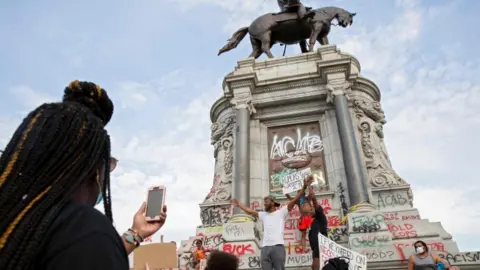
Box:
[308,186,318,208]
[286,175,313,211]
[231,199,258,217]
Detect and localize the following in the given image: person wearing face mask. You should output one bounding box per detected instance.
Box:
[408,240,451,270]
[0,81,166,270]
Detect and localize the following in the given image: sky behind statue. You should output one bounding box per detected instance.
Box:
[0,0,479,259]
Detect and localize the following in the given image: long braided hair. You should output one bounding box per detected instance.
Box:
[0,80,114,270]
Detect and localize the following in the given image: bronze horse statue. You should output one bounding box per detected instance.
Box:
[218,6,356,59]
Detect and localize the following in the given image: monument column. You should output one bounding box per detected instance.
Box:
[231,91,256,215]
[326,80,371,207]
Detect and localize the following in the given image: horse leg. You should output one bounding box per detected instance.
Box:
[299,40,308,53]
[249,37,263,59]
[318,35,329,45]
[308,23,323,52]
[259,33,274,58]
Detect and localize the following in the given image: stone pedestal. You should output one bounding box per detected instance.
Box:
[173,46,480,270]
[222,215,262,269]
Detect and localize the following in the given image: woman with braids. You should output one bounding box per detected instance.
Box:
[0,81,167,270]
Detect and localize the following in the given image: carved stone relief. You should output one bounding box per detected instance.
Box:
[354,99,409,191]
[203,114,236,204]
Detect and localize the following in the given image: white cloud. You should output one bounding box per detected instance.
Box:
[115,69,188,110]
[159,0,480,250]
[325,0,480,247]
[106,82,220,243]
[413,186,480,237]
[0,116,20,150]
[9,85,56,110]
[1,0,478,255]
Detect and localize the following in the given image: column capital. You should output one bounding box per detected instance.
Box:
[326,81,352,104]
[231,93,256,115]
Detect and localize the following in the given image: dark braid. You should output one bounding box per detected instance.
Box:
[0,80,114,270]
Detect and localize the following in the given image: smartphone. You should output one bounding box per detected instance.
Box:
[145,185,166,222]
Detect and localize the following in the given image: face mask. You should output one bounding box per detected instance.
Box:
[415,246,424,254]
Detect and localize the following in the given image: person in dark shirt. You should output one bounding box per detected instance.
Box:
[205,251,239,270]
[0,81,166,270]
[307,188,328,270]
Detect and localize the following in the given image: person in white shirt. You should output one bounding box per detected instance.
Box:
[231,176,312,270]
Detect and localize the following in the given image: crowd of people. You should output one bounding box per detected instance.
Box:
[0,80,459,270]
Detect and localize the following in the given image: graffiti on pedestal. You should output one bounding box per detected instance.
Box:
[349,213,386,233]
[387,222,418,239]
[200,205,231,227]
[374,190,412,210]
[438,252,480,265]
[268,123,328,197]
[328,226,348,242]
[383,211,420,222]
[204,114,235,203]
[349,233,391,248]
[337,182,349,217]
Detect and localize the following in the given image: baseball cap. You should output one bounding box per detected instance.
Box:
[264,195,281,207]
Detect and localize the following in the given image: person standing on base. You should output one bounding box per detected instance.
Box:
[231,176,313,270]
[307,187,328,270]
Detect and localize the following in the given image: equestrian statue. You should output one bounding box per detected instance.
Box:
[217,5,356,59]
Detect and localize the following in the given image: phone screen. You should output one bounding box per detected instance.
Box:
[146,188,164,219]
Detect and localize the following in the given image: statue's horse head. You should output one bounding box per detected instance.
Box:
[336,10,356,28]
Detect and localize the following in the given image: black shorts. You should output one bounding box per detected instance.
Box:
[309,236,319,258]
[311,245,319,258]
[309,231,326,259]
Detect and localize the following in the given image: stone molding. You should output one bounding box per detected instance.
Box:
[212,46,379,123]
[231,92,256,114]
[326,81,352,103]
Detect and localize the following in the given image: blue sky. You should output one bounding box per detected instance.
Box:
[1,0,479,254]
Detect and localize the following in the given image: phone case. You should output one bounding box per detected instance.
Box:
[145,185,166,222]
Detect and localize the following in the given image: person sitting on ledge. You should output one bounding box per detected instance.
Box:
[408,240,451,270]
[192,239,207,270]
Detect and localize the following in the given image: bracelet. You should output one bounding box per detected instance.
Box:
[123,232,140,248]
[123,228,144,248]
[128,228,145,242]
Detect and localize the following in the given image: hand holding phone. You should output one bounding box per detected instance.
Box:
[145,185,166,222]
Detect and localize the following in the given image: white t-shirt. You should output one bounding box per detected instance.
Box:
[258,206,289,247]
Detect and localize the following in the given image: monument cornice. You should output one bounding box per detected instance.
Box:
[209,96,231,123]
[222,72,258,97]
[254,77,322,93]
[352,76,382,102]
[317,58,352,80]
[370,184,411,192]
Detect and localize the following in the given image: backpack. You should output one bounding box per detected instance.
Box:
[321,257,350,270]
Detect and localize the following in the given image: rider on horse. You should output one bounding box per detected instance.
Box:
[276,0,314,20]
